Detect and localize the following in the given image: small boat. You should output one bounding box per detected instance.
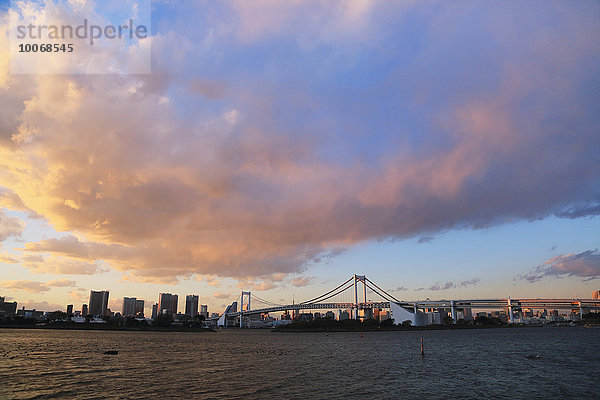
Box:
[104,350,119,355]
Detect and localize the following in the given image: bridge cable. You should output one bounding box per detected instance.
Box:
[299,276,354,304]
[363,282,394,303]
[303,281,356,304]
[365,278,401,303]
[250,294,283,307]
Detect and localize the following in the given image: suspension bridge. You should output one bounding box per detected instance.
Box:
[214,274,600,327]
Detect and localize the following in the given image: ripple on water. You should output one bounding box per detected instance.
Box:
[0,328,598,399]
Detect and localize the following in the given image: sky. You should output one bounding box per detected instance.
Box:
[0,0,599,316]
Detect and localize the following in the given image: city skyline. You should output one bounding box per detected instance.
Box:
[0,1,599,315]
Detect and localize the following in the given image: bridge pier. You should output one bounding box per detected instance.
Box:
[354,275,358,320]
[450,300,457,323]
[507,298,514,324]
[240,291,251,328]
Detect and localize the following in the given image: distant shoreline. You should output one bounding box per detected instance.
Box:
[270,323,586,333]
[0,324,215,333]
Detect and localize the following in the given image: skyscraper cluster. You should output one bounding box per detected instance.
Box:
[158,293,178,316]
[89,290,109,316]
[185,295,199,317]
[122,297,145,317]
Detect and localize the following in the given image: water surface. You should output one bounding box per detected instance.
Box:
[1,327,598,399]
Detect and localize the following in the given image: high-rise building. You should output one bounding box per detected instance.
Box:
[593,290,599,300]
[158,293,178,315]
[0,297,17,316]
[89,290,109,316]
[82,304,88,316]
[185,295,199,317]
[135,299,145,316]
[151,303,158,319]
[200,304,208,318]
[66,304,73,315]
[122,297,137,316]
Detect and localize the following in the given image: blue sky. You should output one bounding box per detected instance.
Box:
[0,0,598,315]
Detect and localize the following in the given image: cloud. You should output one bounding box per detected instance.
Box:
[0,2,598,282]
[213,292,232,299]
[428,282,455,291]
[109,299,121,313]
[46,279,77,287]
[20,254,105,275]
[253,281,276,291]
[417,236,434,244]
[516,250,600,283]
[458,278,481,287]
[1,280,50,293]
[235,279,277,291]
[196,275,221,287]
[0,253,18,263]
[20,300,64,312]
[290,276,314,287]
[554,203,600,219]
[427,278,480,291]
[0,209,24,242]
[68,289,88,303]
[395,286,409,291]
[270,272,288,282]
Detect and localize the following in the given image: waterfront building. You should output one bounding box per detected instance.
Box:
[425,310,444,325]
[338,310,350,320]
[200,304,208,318]
[358,308,373,321]
[593,290,599,300]
[373,308,381,319]
[185,295,199,317]
[158,293,178,315]
[325,311,335,320]
[135,299,145,316]
[0,296,17,316]
[379,310,391,322]
[122,297,137,316]
[298,313,313,321]
[89,290,109,316]
[82,304,88,316]
[151,303,158,319]
[66,304,73,316]
[456,308,473,321]
[16,307,44,320]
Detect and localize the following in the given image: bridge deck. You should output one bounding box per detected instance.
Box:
[220,299,600,318]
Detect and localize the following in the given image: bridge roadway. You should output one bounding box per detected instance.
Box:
[223,298,600,318]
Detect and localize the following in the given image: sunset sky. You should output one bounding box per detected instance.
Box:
[0,1,599,316]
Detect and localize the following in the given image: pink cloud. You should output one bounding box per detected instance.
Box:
[0,2,597,284]
[517,250,600,283]
[1,280,50,293]
[290,276,314,287]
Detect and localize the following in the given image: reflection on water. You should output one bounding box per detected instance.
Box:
[1,327,598,399]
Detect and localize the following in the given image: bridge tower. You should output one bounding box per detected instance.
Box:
[353,275,367,320]
[240,291,251,328]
